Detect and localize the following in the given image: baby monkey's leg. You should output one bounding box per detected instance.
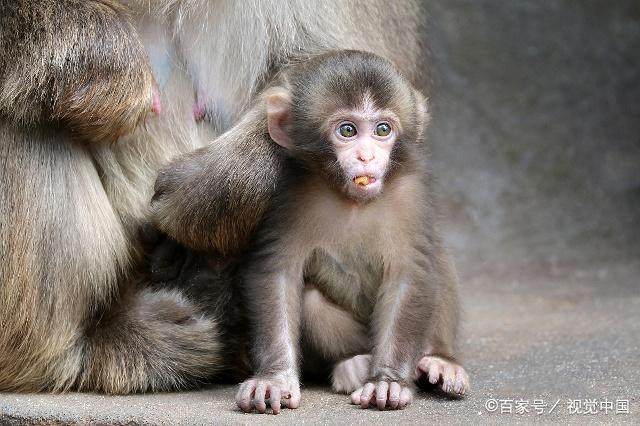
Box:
[302,284,370,393]
[236,266,303,414]
[414,250,470,396]
[417,355,469,396]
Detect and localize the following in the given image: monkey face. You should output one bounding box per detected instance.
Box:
[324,103,401,203]
[266,51,429,204]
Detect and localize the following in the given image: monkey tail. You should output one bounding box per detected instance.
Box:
[76,287,222,394]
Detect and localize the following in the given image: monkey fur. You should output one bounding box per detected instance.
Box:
[233,51,469,413]
[155,50,469,413]
[0,0,428,394]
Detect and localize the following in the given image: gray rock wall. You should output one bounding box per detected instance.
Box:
[426,0,640,268]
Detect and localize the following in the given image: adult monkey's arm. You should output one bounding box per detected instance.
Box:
[0,0,155,143]
[152,96,286,256]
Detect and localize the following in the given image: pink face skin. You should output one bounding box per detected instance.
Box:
[326,109,400,203]
[266,90,401,203]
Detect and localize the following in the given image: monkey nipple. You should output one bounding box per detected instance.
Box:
[193,102,206,121]
[151,86,162,115]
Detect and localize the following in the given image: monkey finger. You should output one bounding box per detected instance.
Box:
[269,386,281,414]
[254,382,268,413]
[417,355,433,373]
[350,387,363,405]
[388,382,401,409]
[453,367,470,395]
[442,364,456,394]
[236,379,257,412]
[283,387,301,409]
[399,387,413,408]
[360,382,376,408]
[424,359,443,385]
[375,381,389,410]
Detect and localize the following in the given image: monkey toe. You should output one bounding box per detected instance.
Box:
[236,379,256,412]
[399,387,413,408]
[375,381,389,410]
[284,389,301,410]
[359,383,376,409]
[355,381,413,410]
[417,355,470,396]
[269,386,282,414]
[388,382,401,408]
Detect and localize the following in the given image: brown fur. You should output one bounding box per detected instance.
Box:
[0,122,222,392]
[233,51,466,412]
[152,107,286,256]
[0,0,216,394]
[0,0,427,394]
[0,0,154,143]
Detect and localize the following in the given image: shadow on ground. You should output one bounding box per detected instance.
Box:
[1,0,639,424]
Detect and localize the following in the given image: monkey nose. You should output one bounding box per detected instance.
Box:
[358,153,374,163]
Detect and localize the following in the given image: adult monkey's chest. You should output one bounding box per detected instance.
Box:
[303,247,384,324]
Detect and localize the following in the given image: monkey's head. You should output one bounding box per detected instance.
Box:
[267,50,429,203]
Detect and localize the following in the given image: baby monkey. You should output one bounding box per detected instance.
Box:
[236,50,469,414]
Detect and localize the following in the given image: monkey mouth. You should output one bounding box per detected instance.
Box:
[346,175,383,202]
[353,175,377,186]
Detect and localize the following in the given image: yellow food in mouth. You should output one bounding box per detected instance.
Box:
[354,175,374,186]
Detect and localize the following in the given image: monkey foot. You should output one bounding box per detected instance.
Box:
[331,354,371,393]
[417,355,470,396]
[235,372,301,414]
[350,380,413,410]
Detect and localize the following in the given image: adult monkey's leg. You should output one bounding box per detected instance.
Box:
[0,0,221,393]
[0,122,224,393]
[0,124,221,393]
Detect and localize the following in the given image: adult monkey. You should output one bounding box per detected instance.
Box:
[0,0,427,394]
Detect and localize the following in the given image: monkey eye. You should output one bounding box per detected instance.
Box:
[337,123,357,138]
[375,122,392,137]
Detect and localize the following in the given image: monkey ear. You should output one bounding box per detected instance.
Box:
[266,88,293,149]
[414,90,431,142]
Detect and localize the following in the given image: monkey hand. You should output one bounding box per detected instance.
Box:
[0,2,155,143]
[235,372,301,414]
[417,355,470,396]
[350,379,414,410]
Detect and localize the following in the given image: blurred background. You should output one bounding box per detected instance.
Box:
[425,0,640,414]
[428,0,639,267]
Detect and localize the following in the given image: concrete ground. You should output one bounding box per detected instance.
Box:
[2,257,639,425]
[1,0,639,424]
